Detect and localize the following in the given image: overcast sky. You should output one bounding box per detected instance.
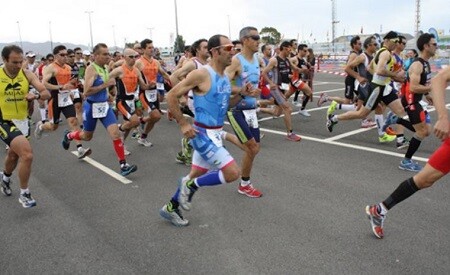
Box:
[1,0,449,48]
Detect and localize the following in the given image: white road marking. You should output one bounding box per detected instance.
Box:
[71,151,132,184]
[324,127,374,141]
[258,127,429,163]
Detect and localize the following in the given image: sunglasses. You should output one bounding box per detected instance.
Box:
[247,34,260,41]
[430,43,438,47]
[390,39,399,43]
[213,44,234,52]
[371,43,378,47]
[127,55,139,59]
[48,59,54,62]
[68,55,75,58]
[58,53,67,57]
[235,48,242,52]
[76,52,82,54]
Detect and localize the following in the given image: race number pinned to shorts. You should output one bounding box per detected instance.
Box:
[383,85,393,97]
[156,82,165,90]
[145,89,158,102]
[11,119,30,137]
[206,128,224,147]
[71,89,81,99]
[243,109,259,128]
[92,102,109,118]
[125,99,136,114]
[58,90,73,107]
[279,83,290,91]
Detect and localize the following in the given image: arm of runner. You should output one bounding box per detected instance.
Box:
[345,55,367,84]
[408,61,431,94]
[25,70,51,100]
[375,51,398,78]
[167,69,208,137]
[42,65,59,91]
[170,60,195,87]
[431,67,450,140]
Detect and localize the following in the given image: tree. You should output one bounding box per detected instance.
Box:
[260,27,282,45]
[125,41,139,49]
[174,35,186,53]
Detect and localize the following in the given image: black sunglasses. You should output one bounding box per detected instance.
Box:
[247,34,260,41]
[430,43,438,47]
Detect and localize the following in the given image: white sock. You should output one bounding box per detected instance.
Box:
[375,114,385,136]
[20,188,29,194]
[39,108,47,121]
[379,203,388,215]
[340,104,356,111]
[240,179,250,186]
[2,173,10,183]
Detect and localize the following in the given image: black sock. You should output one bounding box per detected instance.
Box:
[3,171,12,177]
[301,95,310,110]
[397,117,415,132]
[169,199,179,210]
[293,91,300,102]
[76,144,82,149]
[241,177,250,181]
[405,136,422,159]
[382,177,419,210]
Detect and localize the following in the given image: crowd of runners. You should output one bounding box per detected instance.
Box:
[1,26,449,239]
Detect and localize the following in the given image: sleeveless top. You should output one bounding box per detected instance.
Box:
[0,68,29,120]
[141,56,158,84]
[234,53,259,110]
[372,47,395,86]
[193,65,231,127]
[403,57,431,104]
[87,62,109,102]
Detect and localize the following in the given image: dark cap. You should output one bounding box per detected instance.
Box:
[383,31,398,40]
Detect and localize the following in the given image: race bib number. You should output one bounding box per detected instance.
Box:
[243,109,259,128]
[280,83,290,91]
[145,89,158,102]
[206,128,223,147]
[383,85,393,97]
[92,102,109,118]
[125,99,136,114]
[71,89,80,99]
[156,82,165,90]
[11,119,30,137]
[58,90,73,107]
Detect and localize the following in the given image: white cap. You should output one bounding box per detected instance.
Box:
[82,50,91,56]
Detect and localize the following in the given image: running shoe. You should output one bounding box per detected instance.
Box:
[361,118,376,128]
[385,126,397,136]
[159,203,189,227]
[382,111,398,133]
[396,138,410,150]
[138,137,153,147]
[178,178,196,211]
[317,93,328,107]
[378,133,396,143]
[34,121,43,139]
[286,132,302,142]
[238,184,262,198]
[19,192,36,208]
[120,163,138,176]
[399,159,422,172]
[61,130,71,150]
[77,147,92,159]
[326,100,338,116]
[0,173,11,196]
[326,115,337,132]
[365,204,385,239]
[298,109,311,117]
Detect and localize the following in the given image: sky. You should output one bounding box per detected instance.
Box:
[1,0,449,49]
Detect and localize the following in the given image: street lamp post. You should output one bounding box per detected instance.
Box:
[174,0,179,38]
[112,25,117,50]
[227,15,231,39]
[16,21,23,49]
[49,21,54,51]
[147,27,154,40]
[85,11,94,51]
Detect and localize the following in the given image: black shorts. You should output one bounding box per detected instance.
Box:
[139,90,160,112]
[344,76,356,100]
[401,98,427,125]
[48,98,76,124]
[364,83,399,111]
[0,120,24,146]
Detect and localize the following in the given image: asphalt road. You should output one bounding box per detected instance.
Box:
[0,73,449,274]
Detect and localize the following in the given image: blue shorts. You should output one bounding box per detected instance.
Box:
[227,110,260,144]
[82,101,117,132]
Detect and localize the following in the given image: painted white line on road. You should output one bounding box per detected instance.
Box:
[324,127,375,141]
[71,151,132,184]
[258,127,429,163]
